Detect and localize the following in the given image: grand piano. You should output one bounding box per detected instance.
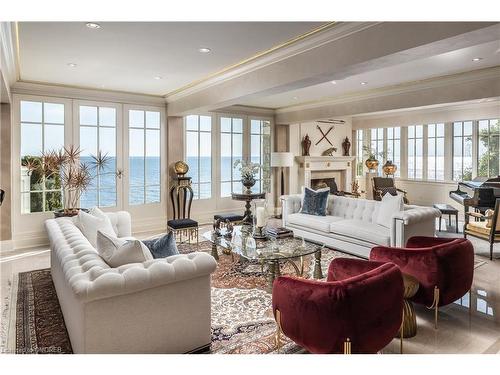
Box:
[449,176,500,216]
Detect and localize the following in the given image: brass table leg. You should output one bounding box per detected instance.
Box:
[268,261,277,293]
[313,250,323,279]
[211,242,219,261]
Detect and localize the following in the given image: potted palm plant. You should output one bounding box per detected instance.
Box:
[21,145,111,217]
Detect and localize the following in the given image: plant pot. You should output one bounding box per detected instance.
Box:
[365,159,379,171]
[53,208,89,218]
[382,161,398,176]
[242,177,256,194]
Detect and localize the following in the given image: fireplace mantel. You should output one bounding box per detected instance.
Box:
[296,156,356,191]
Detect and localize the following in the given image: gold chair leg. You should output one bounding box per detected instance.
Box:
[427,286,440,330]
[343,338,351,354]
[275,309,282,353]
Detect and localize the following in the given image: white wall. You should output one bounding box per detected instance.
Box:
[288,118,353,193]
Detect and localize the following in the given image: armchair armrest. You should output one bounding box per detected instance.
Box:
[327,258,387,282]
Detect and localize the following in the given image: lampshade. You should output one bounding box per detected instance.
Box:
[271,152,294,168]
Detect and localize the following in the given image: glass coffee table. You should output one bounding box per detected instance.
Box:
[203,226,324,292]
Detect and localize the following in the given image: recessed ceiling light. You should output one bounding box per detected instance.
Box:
[472,57,483,62]
[86,22,101,29]
[154,76,162,80]
[361,82,367,85]
[293,96,298,100]
[198,47,211,53]
[331,81,337,85]
[67,63,77,67]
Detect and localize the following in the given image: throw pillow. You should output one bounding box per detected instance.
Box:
[96,231,153,267]
[77,209,116,247]
[300,187,330,216]
[142,232,179,259]
[376,192,404,228]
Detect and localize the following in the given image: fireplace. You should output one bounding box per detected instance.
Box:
[296,156,355,193]
[311,177,340,194]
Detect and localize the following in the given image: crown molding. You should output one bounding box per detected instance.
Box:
[11,80,166,107]
[0,22,18,102]
[165,22,378,102]
[213,105,275,117]
[275,66,500,115]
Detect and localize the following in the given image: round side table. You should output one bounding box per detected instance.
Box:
[398,273,420,338]
[231,192,266,224]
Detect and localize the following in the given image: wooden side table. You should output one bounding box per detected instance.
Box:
[398,273,420,338]
[231,192,266,224]
[433,203,459,233]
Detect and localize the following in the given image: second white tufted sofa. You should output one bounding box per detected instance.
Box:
[46,213,217,353]
[282,194,440,258]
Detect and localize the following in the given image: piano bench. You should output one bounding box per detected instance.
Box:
[433,204,459,233]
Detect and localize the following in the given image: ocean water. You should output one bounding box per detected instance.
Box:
[80,156,160,207]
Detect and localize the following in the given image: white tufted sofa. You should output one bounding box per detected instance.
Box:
[45,212,217,354]
[282,194,440,258]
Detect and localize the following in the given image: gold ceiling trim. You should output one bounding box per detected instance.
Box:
[164,21,338,98]
[15,79,165,100]
[14,22,21,81]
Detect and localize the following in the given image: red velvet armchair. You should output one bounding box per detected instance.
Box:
[370,236,474,329]
[272,258,404,354]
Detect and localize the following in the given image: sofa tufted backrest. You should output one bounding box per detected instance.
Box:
[327,195,381,223]
[46,215,216,303]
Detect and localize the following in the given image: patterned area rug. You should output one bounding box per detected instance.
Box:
[13,241,350,354]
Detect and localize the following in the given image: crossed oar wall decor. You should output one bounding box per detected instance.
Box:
[315,125,334,146]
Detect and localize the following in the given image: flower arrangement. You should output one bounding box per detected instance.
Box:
[233,159,261,181]
[21,145,112,216]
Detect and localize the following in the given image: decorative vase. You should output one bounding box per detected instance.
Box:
[302,134,311,156]
[342,137,351,156]
[242,176,256,193]
[365,159,379,172]
[382,160,398,176]
[53,208,89,218]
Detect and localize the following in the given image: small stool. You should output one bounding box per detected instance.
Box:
[167,218,199,247]
[433,204,459,233]
[213,213,244,228]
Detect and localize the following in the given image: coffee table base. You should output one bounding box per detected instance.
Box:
[398,300,417,338]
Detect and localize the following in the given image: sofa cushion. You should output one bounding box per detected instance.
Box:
[330,219,391,246]
[96,230,153,267]
[142,232,179,259]
[300,187,330,216]
[288,213,344,233]
[77,209,116,247]
[376,193,403,228]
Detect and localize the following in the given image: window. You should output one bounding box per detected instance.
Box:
[386,127,401,177]
[356,129,364,176]
[128,109,161,205]
[407,125,423,179]
[452,121,473,181]
[185,115,212,199]
[370,128,384,175]
[20,100,65,213]
[250,119,271,192]
[79,105,117,207]
[427,123,445,180]
[220,116,243,197]
[477,119,499,178]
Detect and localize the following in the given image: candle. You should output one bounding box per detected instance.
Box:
[256,206,265,227]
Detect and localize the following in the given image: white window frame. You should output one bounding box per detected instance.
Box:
[452,120,474,182]
[426,123,445,181]
[407,125,424,180]
[73,100,123,210]
[184,114,213,200]
[477,118,500,178]
[249,117,272,193]
[386,127,401,177]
